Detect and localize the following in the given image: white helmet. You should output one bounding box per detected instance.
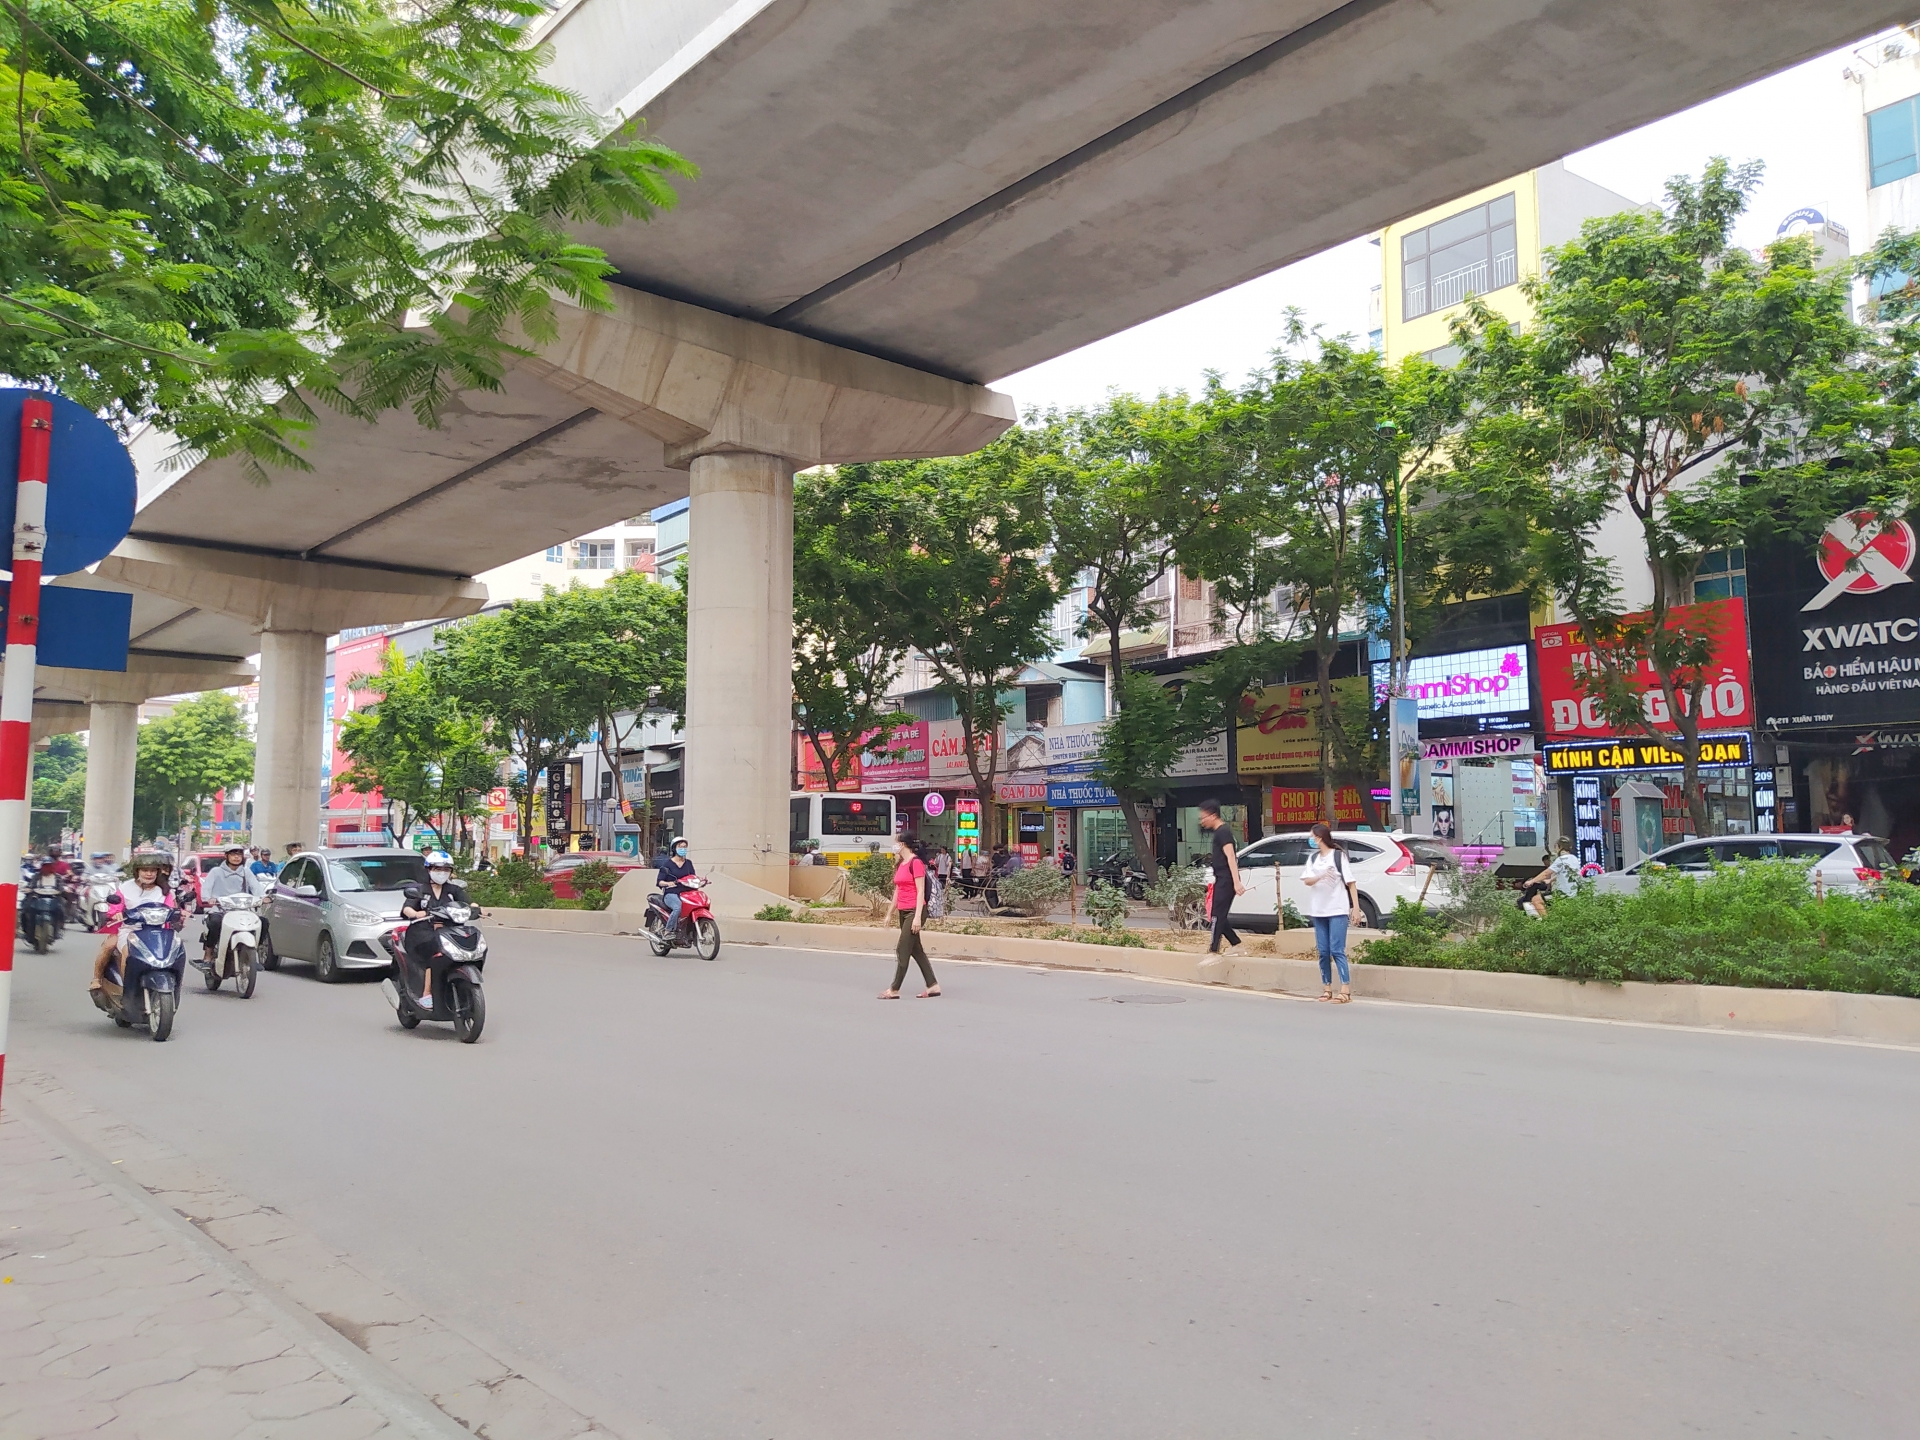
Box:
[425,850,453,878]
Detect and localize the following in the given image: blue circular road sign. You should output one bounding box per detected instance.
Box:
[0,389,137,576]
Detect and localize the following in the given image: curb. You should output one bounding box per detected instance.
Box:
[487,909,1920,1047]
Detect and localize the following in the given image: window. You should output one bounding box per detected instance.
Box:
[545,546,564,563]
[1869,95,1920,188]
[1692,547,1747,601]
[1421,343,1464,368]
[1779,839,1839,862]
[1241,836,1311,868]
[328,855,428,892]
[572,540,615,570]
[1402,193,1517,320]
[280,858,316,890]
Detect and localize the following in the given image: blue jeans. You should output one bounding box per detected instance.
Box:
[1312,914,1350,985]
[662,890,683,929]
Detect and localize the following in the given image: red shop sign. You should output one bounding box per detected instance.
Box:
[1533,598,1753,740]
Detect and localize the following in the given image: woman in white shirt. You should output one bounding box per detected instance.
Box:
[1300,823,1362,1003]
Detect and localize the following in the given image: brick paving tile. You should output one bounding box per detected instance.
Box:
[0,1115,411,1440]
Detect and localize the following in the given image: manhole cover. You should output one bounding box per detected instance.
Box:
[1095,993,1186,1004]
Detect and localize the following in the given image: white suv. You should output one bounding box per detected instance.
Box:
[1226,831,1446,931]
[1586,833,1897,896]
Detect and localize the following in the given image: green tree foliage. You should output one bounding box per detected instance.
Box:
[1181,327,1402,826]
[1447,161,1873,833]
[0,0,694,469]
[819,438,1060,837]
[793,467,913,791]
[541,573,686,825]
[334,646,499,858]
[32,732,85,842]
[995,861,1067,917]
[132,691,252,842]
[1039,395,1201,863]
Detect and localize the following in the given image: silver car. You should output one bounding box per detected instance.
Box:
[1586,833,1897,897]
[263,848,430,982]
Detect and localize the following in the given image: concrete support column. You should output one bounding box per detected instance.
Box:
[683,451,794,893]
[82,702,138,862]
[253,630,328,855]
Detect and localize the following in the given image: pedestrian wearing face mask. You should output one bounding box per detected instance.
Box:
[655,836,697,934]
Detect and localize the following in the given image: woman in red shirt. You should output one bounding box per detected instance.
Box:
[880,836,940,999]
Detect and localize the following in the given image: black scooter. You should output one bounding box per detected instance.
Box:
[19,872,65,953]
[378,899,487,1042]
[91,901,188,1041]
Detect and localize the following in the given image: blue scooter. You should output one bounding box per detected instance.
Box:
[93,901,188,1041]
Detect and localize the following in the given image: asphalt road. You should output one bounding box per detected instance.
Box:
[9,927,1918,1439]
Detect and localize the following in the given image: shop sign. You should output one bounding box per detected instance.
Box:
[1042,721,1105,772]
[1542,732,1752,774]
[1047,777,1119,808]
[1534,599,1753,740]
[922,792,946,817]
[1270,784,1365,826]
[1746,508,1920,731]
[1420,733,1535,761]
[954,798,981,853]
[1845,726,1920,753]
[544,766,572,839]
[486,786,510,812]
[1572,775,1604,868]
[1371,644,1531,721]
[1236,678,1366,773]
[1168,729,1229,779]
[994,780,1048,804]
[928,718,996,781]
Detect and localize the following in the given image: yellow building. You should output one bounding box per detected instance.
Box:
[1375,161,1639,366]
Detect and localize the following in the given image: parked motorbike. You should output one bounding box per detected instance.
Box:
[92,901,187,1041]
[378,898,487,1043]
[82,872,120,932]
[643,876,721,960]
[19,871,65,953]
[191,892,261,998]
[1087,851,1149,902]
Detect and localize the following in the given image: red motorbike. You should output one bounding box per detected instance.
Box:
[643,876,721,960]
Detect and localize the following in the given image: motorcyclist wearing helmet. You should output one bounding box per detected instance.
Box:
[399,851,470,1011]
[200,842,256,965]
[85,851,118,878]
[90,852,182,999]
[654,836,696,931]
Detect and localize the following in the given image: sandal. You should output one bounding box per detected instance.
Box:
[878,991,900,999]
[918,987,941,998]
[1334,988,1352,1004]
[1317,987,1334,1002]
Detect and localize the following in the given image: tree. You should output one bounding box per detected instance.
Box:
[541,573,686,828]
[1449,160,1871,834]
[1182,329,1402,827]
[33,732,85,844]
[0,0,694,469]
[793,467,915,791]
[334,647,499,857]
[132,691,252,842]
[828,437,1060,841]
[1039,395,1198,866]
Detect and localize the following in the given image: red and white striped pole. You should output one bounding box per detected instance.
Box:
[0,396,51,1106]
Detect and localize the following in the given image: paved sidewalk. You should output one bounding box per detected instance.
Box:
[0,1108,419,1440]
[1,1075,638,1440]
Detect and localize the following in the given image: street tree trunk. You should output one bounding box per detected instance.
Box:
[1106,625,1159,872]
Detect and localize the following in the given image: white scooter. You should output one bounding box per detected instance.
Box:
[192,892,262,998]
[83,871,119,932]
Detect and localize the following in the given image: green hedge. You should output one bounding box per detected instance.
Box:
[1365,859,1920,997]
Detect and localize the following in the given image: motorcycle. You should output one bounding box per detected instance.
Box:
[190,892,261,998]
[643,876,721,960]
[92,901,187,1041]
[19,871,65,953]
[1087,851,1149,902]
[82,871,120,932]
[378,898,487,1043]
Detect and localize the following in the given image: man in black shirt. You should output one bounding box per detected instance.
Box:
[1200,799,1245,955]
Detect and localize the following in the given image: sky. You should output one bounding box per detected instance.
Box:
[995,31,1881,414]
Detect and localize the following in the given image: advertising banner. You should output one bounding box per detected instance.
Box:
[1420,733,1535,761]
[994,779,1048,804]
[1541,732,1752,775]
[798,722,929,790]
[328,634,392,813]
[1390,697,1421,815]
[1370,644,1531,723]
[1270,785,1365,826]
[928,718,995,782]
[1747,508,1920,731]
[1047,777,1120,809]
[1533,598,1753,740]
[1042,720,1227,783]
[1236,678,1366,773]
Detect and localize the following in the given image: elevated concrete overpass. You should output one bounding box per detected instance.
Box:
[79,0,1908,879]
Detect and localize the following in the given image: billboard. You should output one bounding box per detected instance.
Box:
[1235,678,1366,773]
[1747,509,1920,731]
[328,634,393,813]
[1533,598,1752,741]
[1370,644,1531,722]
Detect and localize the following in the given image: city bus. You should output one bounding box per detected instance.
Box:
[790,791,897,866]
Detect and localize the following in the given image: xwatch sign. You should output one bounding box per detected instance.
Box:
[1749,509,1920,731]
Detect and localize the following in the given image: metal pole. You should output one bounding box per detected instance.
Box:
[0,396,52,1107]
